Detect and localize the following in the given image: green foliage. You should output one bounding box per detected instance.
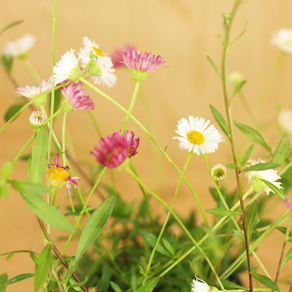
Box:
[281,246,292,268]
[246,201,258,237]
[261,179,286,200]
[241,143,254,166]
[250,269,279,291]
[272,136,290,164]
[49,89,62,115]
[0,19,23,37]
[206,208,240,217]
[231,80,246,98]
[136,277,160,292]
[0,274,8,292]
[207,56,222,78]
[3,273,34,286]
[4,104,23,122]
[1,55,13,73]
[241,162,280,172]
[209,105,230,139]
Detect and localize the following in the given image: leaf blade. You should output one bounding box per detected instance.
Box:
[272,136,290,164]
[210,105,230,139]
[3,274,34,286]
[207,56,222,78]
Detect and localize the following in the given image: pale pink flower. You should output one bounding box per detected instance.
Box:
[29,111,45,129]
[16,79,52,98]
[111,45,136,68]
[126,131,140,158]
[61,82,94,112]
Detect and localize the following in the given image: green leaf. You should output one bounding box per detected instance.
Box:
[221,279,248,290]
[226,163,238,169]
[1,55,13,73]
[261,179,285,200]
[0,274,8,292]
[131,268,137,292]
[49,89,62,115]
[281,247,292,268]
[34,245,52,291]
[234,121,272,154]
[110,281,123,292]
[231,80,246,98]
[136,277,160,292]
[19,191,75,233]
[272,136,290,164]
[241,144,254,166]
[140,230,172,257]
[250,271,279,291]
[3,274,34,286]
[210,105,230,139]
[66,194,116,281]
[29,250,39,264]
[29,127,48,184]
[0,178,9,199]
[162,238,174,256]
[1,160,14,179]
[276,227,292,237]
[0,20,23,37]
[206,208,240,217]
[10,180,50,195]
[241,163,280,172]
[233,230,245,242]
[246,201,258,236]
[207,56,222,78]
[4,104,23,122]
[64,212,81,217]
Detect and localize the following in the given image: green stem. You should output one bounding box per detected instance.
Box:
[13,134,34,163]
[87,111,102,138]
[126,167,224,290]
[122,81,140,132]
[80,76,209,227]
[62,112,67,164]
[51,187,58,206]
[143,152,193,284]
[22,57,42,83]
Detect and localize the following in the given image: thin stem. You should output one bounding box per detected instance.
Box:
[143,152,193,284]
[22,57,42,83]
[13,134,34,163]
[121,81,140,132]
[126,167,224,290]
[80,76,209,227]
[87,111,102,138]
[51,187,57,206]
[62,112,67,164]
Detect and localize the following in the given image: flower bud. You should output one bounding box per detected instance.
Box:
[29,111,45,129]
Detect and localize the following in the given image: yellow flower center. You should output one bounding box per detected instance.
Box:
[92,47,104,57]
[213,168,225,178]
[187,131,205,145]
[46,167,70,183]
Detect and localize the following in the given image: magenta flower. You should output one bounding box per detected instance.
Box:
[91,131,140,168]
[60,82,94,112]
[46,154,80,196]
[111,45,136,68]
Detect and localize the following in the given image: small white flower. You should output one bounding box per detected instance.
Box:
[211,164,227,181]
[278,108,292,134]
[173,116,223,155]
[16,79,52,98]
[79,36,117,88]
[3,34,36,58]
[192,276,210,292]
[53,49,81,84]
[245,159,282,195]
[271,28,292,54]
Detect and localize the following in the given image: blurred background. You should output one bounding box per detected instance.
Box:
[1,0,292,291]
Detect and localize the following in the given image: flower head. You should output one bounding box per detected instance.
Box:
[79,36,117,88]
[111,45,136,68]
[192,276,217,292]
[211,164,226,181]
[121,51,166,82]
[3,34,36,59]
[173,116,223,155]
[91,131,139,169]
[228,71,243,86]
[278,108,292,134]
[16,79,52,107]
[271,28,292,54]
[53,49,81,84]
[245,159,282,195]
[46,154,79,196]
[29,111,45,129]
[60,82,94,112]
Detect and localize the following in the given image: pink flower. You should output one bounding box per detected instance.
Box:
[46,154,80,196]
[111,45,136,68]
[121,51,166,73]
[91,131,140,168]
[16,79,52,98]
[60,82,94,112]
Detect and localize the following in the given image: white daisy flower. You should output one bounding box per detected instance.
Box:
[53,49,81,84]
[173,116,223,155]
[16,79,52,98]
[271,28,292,54]
[79,36,117,88]
[245,159,282,195]
[3,34,36,58]
[211,163,227,181]
[192,276,215,292]
[278,108,292,134]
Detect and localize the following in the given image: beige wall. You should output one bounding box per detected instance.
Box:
[1,0,292,291]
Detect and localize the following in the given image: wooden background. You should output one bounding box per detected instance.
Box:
[1,0,292,291]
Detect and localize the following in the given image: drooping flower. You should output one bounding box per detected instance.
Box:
[53,49,81,84]
[228,71,243,86]
[211,164,227,181]
[29,111,45,129]
[46,154,79,196]
[278,108,292,134]
[16,79,52,107]
[111,45,136,68]
[91,131,139,169]
[245,159,282,195]
[173,116,223,155]
[3,34,36,59]
[121,51,166,82]
[192,276,216,292]
[79,36,117,88]
[60,82,94,112]
[271,28,292,54]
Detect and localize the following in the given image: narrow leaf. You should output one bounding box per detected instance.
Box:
[261,179,285,200]
[131,268,137,292]
[29,127,48,183]
[136,277,160,292]
[241,163,280,172]
[110,282,122,292]
[29,250,39,264]
[49,89,62,115]
[272,136,290,164]
[66,194,116,280]
[276,227,292,237]
[233,230,245,242]
[162,238,174,256]
[0,20,24,37]
[1,55,13,73]
[10,180,50,195]
[210,105,230,138]
[226,163,238,169]
[281,247,292,268]
[234,121,272,154]
[3,274,34,286]
[0,274,8,292]
[231,80,246,98]
[246,201,258,236]
[250,272,279,291]
[4,104,23,122]
[241,144,254,166]
[207,56,222,78]
[20,192,75,233]
[207,208,240,217]
[221,279,248,290]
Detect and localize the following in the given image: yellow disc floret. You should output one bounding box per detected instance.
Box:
[187,131,205,145]
[92,47,104,57]
[46,167,70,188]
